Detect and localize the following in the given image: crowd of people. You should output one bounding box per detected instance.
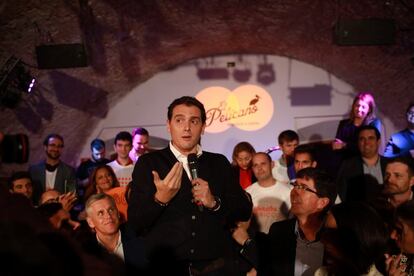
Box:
[2,93,414,276]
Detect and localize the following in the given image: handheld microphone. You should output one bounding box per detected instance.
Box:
[188,153,203,212]
[188,153,198,180]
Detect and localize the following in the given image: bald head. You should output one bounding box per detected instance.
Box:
[40,190,61,205]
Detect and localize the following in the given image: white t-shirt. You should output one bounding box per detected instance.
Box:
[45,169,57,190]
[272,157,290,185]
[246,181,292,233]
[108,160,135,187]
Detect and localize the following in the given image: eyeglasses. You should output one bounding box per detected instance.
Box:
[289,180,320,196]
[407,111,414,116]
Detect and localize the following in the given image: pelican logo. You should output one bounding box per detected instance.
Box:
[196,85,274,133]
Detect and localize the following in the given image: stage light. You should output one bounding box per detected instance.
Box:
[0,56,36,108]
[16,65,36,93]
[197,68,229,80]
[195,58,229,80]
[257,63,275,85]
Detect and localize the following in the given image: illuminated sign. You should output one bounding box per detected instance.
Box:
[196,84,274,133]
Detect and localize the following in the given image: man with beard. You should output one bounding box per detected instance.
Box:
[29,134,76,205]
[383,157,414,208]
[77,138,110,185]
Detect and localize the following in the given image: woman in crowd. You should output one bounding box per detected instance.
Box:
[79,165,122,221]
[318,202,388,275]
[332,92,383,157]
[231,141,257,189]
[386,201,414,276]
[84,164,120,204]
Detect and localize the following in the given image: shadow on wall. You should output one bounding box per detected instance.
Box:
[289,85,332,106]
[297,119,342,142]
[49,71,109,118]
[14,88,54,133]
[78,0,108,76]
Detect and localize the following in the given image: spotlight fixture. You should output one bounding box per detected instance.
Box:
[0,56,36,108]
[257,55,276,86]
[257,63,275,85]
[16,65,36,93]
[232,56,252,83]
[195,58,229,80]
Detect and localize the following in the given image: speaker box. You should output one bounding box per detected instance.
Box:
[334,19,396,46]
[36,43,88,69]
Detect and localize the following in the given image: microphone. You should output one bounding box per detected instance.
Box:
[188,153,198,180]
[266,146,280,154]
[188,153,203,212]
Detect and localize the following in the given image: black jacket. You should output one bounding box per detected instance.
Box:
[127,147,252,263]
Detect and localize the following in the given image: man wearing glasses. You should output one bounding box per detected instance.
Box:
[29,133,76,205]
[384,103,414,158]
[266,167,337,275]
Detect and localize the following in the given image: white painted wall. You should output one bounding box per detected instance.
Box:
[80,54,396,162]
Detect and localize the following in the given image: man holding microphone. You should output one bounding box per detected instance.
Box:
[127,96,252,275]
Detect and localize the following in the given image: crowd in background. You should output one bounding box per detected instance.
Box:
[2,93,414,276]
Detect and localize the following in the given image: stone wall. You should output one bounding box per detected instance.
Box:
[1,0,413,175]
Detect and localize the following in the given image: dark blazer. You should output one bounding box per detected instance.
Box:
[127,147,252,264]
[336,155,388,202]
[121,224,148,274]
[335,118,383,159]
[265,219,297,276]
[29,161,76,204]
[78,223,147,275]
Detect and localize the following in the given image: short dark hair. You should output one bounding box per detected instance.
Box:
[167,96,206,124]
[296,167,337,209]
[8,171,32,190]
[294,144,316,162]
[132,127,149,137]
[387,156,414,177]
[114,131,132,145]
[43,134,64,146]
[358,125,381,140]
[90,138,105,151]
[278,130,299,145]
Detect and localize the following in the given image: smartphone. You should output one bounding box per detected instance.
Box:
[64,180,77,194]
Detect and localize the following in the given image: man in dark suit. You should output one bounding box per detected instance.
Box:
[127,96,252,275]
[85,193,147,274]
[336,125,388,202]
[267,167,337,276]
[29,133,76,205]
